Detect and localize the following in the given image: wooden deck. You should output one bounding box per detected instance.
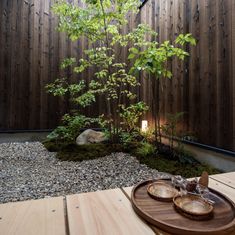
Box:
[0,172,235,235]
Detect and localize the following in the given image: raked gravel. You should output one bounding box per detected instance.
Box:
[0,142,167,204]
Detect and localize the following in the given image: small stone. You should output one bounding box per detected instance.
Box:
[0,141,161,204]
[76,129,107,145]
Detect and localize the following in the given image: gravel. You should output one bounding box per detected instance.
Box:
[0,142,167,204]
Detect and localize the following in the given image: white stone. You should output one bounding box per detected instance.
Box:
[76,129,107,145]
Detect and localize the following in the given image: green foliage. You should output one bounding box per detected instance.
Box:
[141,128,155,142]
[175,33,196,46]
[135,142,156,158]
[45,78,69,96]
[129,34,196,77]
[120,130,141,146]
[48,0,196,144]
[60,57,76,69]
[52,0,141,42]
[137,154,220,178]
[127,30,196,144]
[46,114,101,142]
[120,131,134,145]
[120,102,149,132]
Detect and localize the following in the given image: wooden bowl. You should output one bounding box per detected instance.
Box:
[173,194,214,219]
[132,179,235,234]
[147,181,179,202]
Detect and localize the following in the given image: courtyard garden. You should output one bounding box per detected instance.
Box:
[0,0,233,205]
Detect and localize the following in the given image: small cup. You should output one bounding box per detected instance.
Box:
[171,175,188,196]
[196,184,214,204]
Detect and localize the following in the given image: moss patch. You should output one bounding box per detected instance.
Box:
[56,143,123,161]
[137,155,221,178]
[42,140,221,177]
[42,139,74,152]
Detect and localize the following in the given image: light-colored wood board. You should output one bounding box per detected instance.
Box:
[66,189,155,235]
[0,197,66,235]
[123,186,133,198]
[210,172,235,189]
[209,178,235,203]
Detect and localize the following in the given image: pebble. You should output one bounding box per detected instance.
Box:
[0,142,169,204]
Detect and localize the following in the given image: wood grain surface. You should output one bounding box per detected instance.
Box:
[210,172,235,189]
[0,196,66,235]
[123,173,235,234]
[131,180,235,235]
[66,188,155,235]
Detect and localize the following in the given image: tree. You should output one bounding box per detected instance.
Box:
[128,29,196,144]
[47,0,195,144]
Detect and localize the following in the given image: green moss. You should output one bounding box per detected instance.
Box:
[42,139,74,152]
[42,139,220,177]
[137,155,221,178]
[57,143,123,161]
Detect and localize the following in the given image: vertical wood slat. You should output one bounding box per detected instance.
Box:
[188,0,200,138]
[0,0,7,128]
[20,0,30,129]
[0,0,234,151]
[7,0,16,128]
[207,0,217,146]
[40,0,50,128]
[220,0,231,149]
[29,0,40,129]
[199,0,209,144]
[48,0,60,127]
[232,0,235,149]
[140,0,235,151]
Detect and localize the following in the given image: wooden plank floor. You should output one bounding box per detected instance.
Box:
[210,172,235,189]
[0,172,234,235]
[66,188,155,235]
[0,197,66,235]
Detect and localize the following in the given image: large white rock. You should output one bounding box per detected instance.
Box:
[76,129,107,145]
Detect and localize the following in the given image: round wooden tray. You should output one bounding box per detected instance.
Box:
[131,179,235,235]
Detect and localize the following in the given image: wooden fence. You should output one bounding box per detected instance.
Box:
[139,0,235,151]
[0,0,234,151]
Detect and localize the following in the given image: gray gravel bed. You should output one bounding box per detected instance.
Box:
[0,142,166,204]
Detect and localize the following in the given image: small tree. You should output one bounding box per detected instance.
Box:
[128,29,196,144]
[47,0,195,144]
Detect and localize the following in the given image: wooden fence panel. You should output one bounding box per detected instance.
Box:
[138,0,235,151]
[0,0,234,151]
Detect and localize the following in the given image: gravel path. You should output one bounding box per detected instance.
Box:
[0,142,168,204]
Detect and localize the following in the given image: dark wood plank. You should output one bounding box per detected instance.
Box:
[0,0,234,151]
[0,0,8,129]
[232,0,235,150]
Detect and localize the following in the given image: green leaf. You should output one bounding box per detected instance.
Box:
[129,47,139,54]
[128,53,136,59]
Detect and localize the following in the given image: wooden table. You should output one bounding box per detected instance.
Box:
[0,172,235,235]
